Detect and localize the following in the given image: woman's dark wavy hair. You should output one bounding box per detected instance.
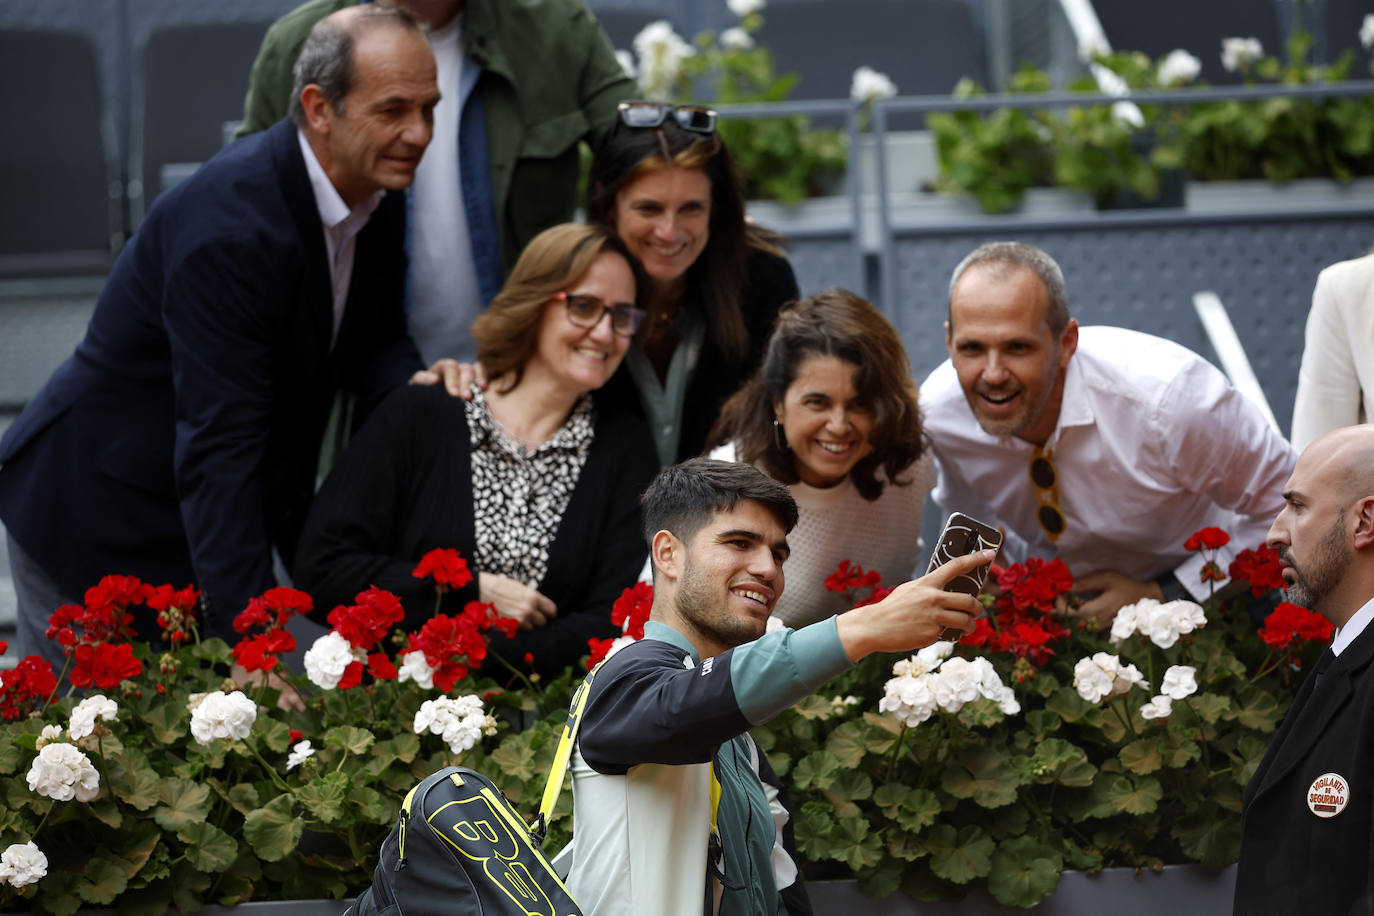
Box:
[708,288,927,501]
[586,114,784,363]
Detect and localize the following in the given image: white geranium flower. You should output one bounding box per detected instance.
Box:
[1109,599,1148,643]
[996,685,1021,716]
[879,668,937,727]
[1140,695,1174,720]
[304,631,366,690]
[614,49,637,82]
[851,65,898,105]
[189,690,256,746]
[397,650,436,690]
[720,27,755,51]
[1160,665,1199,700]
[68,694,119,741]
[1221,37,1263,73]
[931,657,983,712]
[1163,600,1207,635]
[286,740,315,771]
[1114,661,1148,694]
[633,21,694,100]
[916,640,955,671]
[1157,49,1201,86]
[727,0,765,17]
[414,695,496,756]
[26,743,100,802]
[764,615,786,635]
[36,724,63,749]
[1073,654,1117,704]
[0,841,47,888]
[1361,14,1374,50]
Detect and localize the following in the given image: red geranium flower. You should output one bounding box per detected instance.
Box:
[824,560,882,594]
[995,557,1074,614]
[1184,527,1231,551]
[586,636,618,670]
[1258,602,1333,650]
[231,627,297,672]
[368,652,399,681]
[1229,545,1286,597]
[328,586,405,650]
[289,729,304,744]
[405,608,500,691]
[412,548,474,592]
[0,655,58,721]
[611,582,654,639]
[69,642,143,689]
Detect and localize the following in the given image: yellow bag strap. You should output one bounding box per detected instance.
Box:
[533,660,606,841]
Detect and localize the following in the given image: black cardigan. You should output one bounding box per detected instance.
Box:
[598,248,800,462]
[292,383,658,678]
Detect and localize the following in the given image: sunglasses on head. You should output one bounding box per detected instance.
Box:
[1029,449,1066,540]
[557,292,646,337]
[617,100,718,134]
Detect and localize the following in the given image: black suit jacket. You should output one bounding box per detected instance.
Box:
[0,119,422,639]
[1235,617,1374,915]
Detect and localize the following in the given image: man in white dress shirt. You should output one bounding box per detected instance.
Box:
[919,241,1297,623]
[1235,424,1374,914]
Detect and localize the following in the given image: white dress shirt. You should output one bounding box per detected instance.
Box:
[920,326,1297,599]
[1332,596,1374,657]
[297,130,383,347]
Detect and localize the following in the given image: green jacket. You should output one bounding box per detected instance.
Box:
[236,0,635,270]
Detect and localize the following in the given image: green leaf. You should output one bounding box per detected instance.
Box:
[1120,737,1163,774]
[324,725,375,756]
[89,791,124,828]
[154,778,213,832]
[110,749,160,811]
[244,794,304,862]
[793,804,837,861]
[1107,775,1163,815]
[1024,709,1062,738]
[1159,732,1202,768]
[926,824,995,884]
[170,862,213,914]
[874,784,943,833]
[76,854,129,905]
[1189,693,1232,724]
[0,732,20,773]
[349,784,391,823]
[834,816,884,871]
[298,770,350,823]
[374,731,421,764]
[257,716,293,753]
[1174,810,1242,867]
[826,719,887,766]
[179,821,238,872]
[1045,687,1102,726]
[987,836,1063,908]
[228,782,263,814]
[862,710,903,736]
[490,736,537,781]
[942,746,1022,808]
[143,703,188,745]
[791,694,835,720]
[791,750,841,791]
[119,824,164,881]
[1232,684,1282,732]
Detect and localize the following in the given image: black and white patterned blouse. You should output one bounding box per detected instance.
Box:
[465,388,596,588]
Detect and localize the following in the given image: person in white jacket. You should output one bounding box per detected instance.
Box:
[1291,251,1374,452]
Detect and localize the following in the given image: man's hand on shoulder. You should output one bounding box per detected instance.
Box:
[408,359,486,398]
[1067,571,1164,628]
[834,550,992,662]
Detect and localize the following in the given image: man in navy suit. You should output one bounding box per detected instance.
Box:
[0,4,445,666]
[1236,424,1374,914]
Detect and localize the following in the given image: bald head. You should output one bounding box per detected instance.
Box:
[1268,424,1374,625]
[289,3,427,128]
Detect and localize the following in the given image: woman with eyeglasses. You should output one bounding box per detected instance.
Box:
[292,223,658,678]
[708,289,935,628]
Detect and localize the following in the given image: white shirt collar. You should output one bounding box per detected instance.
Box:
[296,129,383,229]
[1331,595,1374,656]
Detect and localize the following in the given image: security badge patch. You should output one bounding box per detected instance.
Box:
[1307,773,1350,818]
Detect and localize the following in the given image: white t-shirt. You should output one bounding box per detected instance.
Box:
[407,18,483,363]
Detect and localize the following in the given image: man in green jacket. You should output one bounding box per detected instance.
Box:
[238,0,635,363]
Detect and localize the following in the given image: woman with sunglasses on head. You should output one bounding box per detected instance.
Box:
[292,224,658,678]
[585,100,801,466]
[708,289,935,628]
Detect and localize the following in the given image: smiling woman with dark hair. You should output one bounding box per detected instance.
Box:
[709,289,935,627]
[585,100,800,466]
[293,223,658,678]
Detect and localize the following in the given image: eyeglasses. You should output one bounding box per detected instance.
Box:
[1029,448,1066,541]
[617,100,718,135]
[558,292,646,337]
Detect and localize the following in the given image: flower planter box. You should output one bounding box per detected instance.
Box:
[809,864,1237,915]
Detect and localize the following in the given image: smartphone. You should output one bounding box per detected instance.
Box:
[926,512,1003,640]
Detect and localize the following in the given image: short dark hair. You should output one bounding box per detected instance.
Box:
[948,241,1070,333]
[289,3,423,128]
[709,288,927,501]
[641,458,799,548]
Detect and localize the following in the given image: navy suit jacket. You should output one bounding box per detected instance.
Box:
[0,119,422,639]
